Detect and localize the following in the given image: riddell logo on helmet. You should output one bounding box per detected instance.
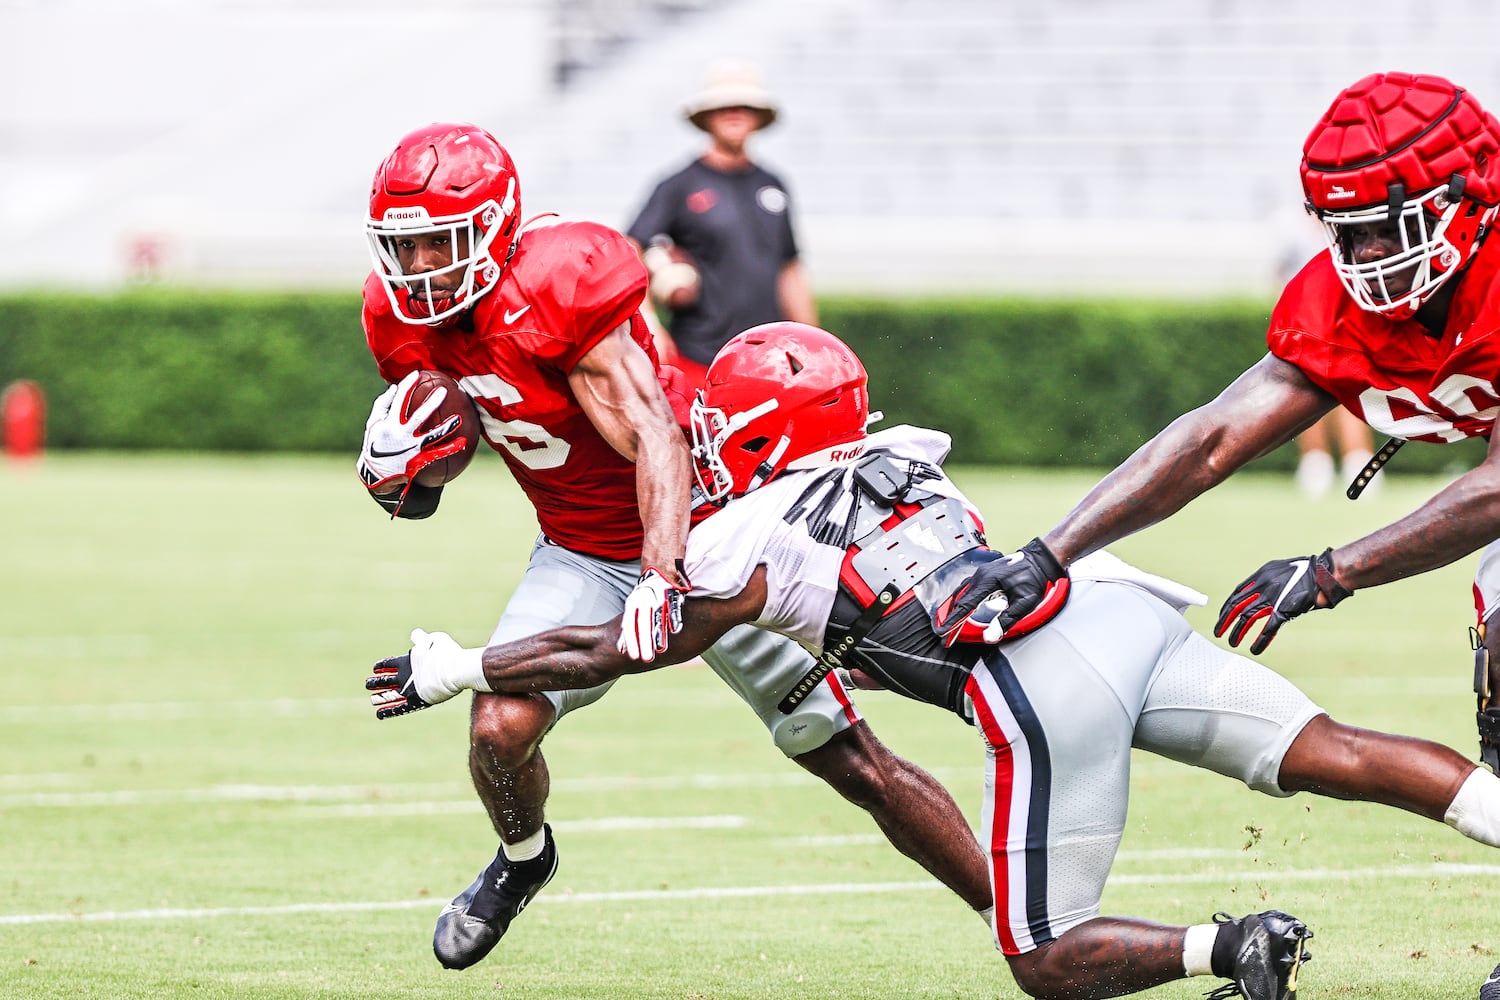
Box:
[830,445,867,462]
[1326,184,1359,202]
[383,208,432,223]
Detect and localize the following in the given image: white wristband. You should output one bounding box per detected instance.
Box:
[414,639,491,705]
[451,646,489,694]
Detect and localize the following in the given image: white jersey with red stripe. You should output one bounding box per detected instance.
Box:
[684,424,1324,957]
[685,425,975,649]
[685,424,1206,657]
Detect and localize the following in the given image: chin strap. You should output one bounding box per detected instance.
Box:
[1346,437,1404,499]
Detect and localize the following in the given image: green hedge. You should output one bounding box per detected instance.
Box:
[0,289,1481,472]
[0,290,381,452]
[822,297,1276,467]
[821,296,1483,473]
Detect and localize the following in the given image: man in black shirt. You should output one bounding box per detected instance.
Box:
[627,59,817,386]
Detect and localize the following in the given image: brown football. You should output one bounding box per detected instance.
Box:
[404,370,481,487]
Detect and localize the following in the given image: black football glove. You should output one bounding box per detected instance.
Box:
[1214,548,1352,655]
[365,653,431,720]
[365,629,485,720]
[933,538,1071,647]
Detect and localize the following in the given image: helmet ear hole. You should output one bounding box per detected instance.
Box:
[740,436,770,452]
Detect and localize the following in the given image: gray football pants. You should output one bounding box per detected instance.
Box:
[966,579,1324,955]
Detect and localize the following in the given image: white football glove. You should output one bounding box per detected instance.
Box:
[619,564,691,662]
[356,371,466,493]
[366,628,488,720]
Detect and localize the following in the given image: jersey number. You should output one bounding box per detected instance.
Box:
[1358,374,1500,442]
[458,374,572,470]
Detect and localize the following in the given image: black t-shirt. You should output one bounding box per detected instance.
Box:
[627,158,800,365]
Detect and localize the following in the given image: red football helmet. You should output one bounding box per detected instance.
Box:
[1301,72,1500,318]
[366,122,523,326]
[690,323,871,503]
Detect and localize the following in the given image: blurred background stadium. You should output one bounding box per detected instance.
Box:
[5,0,1500,299]
[8,7,1500,998]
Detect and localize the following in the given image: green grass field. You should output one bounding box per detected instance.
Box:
[3,451,1497,999]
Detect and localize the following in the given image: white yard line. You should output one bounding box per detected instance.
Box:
[5,863,1497,927]
[0,770,970,809]
[0,698,357,723]
[0,772,79,790]
[770,835,1240,862]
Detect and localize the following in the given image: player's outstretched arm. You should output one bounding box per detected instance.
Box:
[366,572,769,719]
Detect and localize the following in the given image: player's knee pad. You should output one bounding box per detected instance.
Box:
[702,623,861,756]
[772,708,839,757]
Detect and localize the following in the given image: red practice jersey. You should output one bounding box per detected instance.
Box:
[1268,244,1500,444]
[363,220,657,560]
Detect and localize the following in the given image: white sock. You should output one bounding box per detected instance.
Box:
[1445,768,1500,848]
[1182,923,1219,977]
[1295,450,1335,499]
[501,827,548,863]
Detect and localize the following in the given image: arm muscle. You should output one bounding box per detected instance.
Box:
[570,324,693,570]
[478,569,770,692]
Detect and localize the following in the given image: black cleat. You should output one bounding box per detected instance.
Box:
[1482,960,1500,1000]
[1206,909,1313,1000]
[433,824,558,970]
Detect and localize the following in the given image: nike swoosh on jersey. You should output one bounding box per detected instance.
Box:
[505,305,532,323]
